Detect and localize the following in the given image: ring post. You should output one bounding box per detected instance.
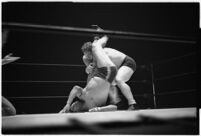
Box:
[150,64,157,109]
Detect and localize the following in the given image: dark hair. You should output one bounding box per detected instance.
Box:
[70,100,87,112]
[81,42,92,53]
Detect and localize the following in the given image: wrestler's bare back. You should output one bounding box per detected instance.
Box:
[82,76,111,109]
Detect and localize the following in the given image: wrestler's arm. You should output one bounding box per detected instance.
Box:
[100,105,117,111]
[83,56,95,74]
[89,105,117,112]
[66,86,83,105]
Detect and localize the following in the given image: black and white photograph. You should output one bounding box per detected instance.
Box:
[1,1,199,134]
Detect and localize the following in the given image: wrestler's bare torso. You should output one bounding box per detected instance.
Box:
[80,76,110,109]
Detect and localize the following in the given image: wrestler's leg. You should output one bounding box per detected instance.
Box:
[116,66,133,82]
[108,85,121,104]
[92,37,115,67]
[115,66,137,107]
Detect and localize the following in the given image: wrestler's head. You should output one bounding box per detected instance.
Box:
[70,100,87,112]
[81,42,93,61]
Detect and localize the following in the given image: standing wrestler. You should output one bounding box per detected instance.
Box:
[60,35,118,113]
[83,45,137,110]
[82,39,137,110]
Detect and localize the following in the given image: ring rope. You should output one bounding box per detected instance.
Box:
[6,89,196,100]
[10,62,85,67]
[9,62,143,69]
[3,81,86,83]
[2,22,196,44]
[3,71,194,83]
[152,52,196,65]
[6,96,68,99]
[154,71,196,81]
[155,89,196,96]
[2,80,147,83]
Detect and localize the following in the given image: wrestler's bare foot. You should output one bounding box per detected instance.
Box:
[128,104,139,110]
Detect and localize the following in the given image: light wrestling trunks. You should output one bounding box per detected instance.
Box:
[121,55,136,72]
[87,66,117,83]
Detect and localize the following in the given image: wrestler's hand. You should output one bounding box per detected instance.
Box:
[2,53,20,65]
[85,63,94,74]
[89,107,101,112]
[59,104,70,113]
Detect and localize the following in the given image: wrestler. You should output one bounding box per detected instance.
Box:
[59,35,118,113]
[2,96,16,116]
[82,43,137,110]
[2,30,18,116]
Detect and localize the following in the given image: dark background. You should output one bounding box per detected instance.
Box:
[2,2,198,114]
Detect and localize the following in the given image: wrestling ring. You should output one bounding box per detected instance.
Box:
[2,22,198,134]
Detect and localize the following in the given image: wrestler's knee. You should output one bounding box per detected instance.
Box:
[73,85,82,91]
[116,67,133,83]
[73,86,83,98]
[115,78,125,86]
